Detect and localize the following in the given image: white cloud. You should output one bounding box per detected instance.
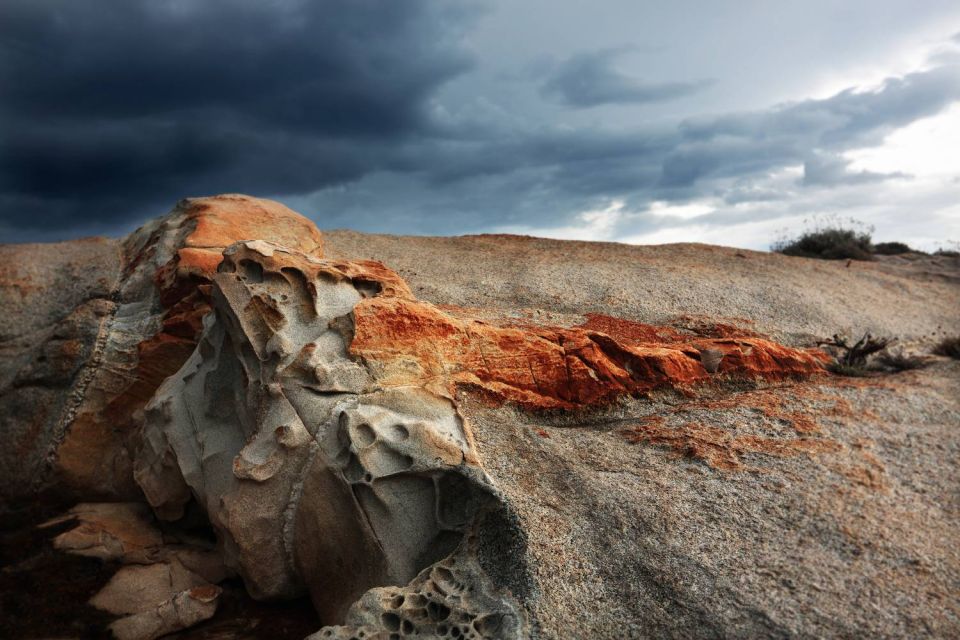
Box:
[492,198,628,240]
[647,200,714,220]
[620,215,807,249]
[845,102,960,177]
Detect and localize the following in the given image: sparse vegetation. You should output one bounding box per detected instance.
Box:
[772,216,874,261]
[933,336,960,359]
[876,348,930,371]
[932,240,960,257]
[819,333,940,375]
[872,241,914,255]
[818,332,892,376]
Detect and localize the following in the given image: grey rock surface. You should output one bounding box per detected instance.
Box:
[322,231,960,345]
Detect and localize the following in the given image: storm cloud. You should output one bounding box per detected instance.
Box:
[540,48,711,108]
[0,0,474,231]
[1,0,959,248]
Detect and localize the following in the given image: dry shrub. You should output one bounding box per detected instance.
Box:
[875,349,930,372]
[772,217,874,261]
[872,241,915,255]
[818,333,891,373]
[933,336,960,360]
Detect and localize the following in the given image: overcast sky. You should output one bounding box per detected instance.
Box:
[2,0,959,250]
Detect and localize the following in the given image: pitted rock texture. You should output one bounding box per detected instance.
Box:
[311,548,524,640]
[0,194,324,500]
[134,242,500,624]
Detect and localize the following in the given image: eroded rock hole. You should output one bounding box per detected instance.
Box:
[390,424,409,441]
[381,612,401,631]
[473,613,507,635]
[279,266,318,319]
[354,280,382,298]
[432,566,462,595]
[352,423,376,448]
[238,259,264,283]
[427,600,452,621]
[343,455,366,484]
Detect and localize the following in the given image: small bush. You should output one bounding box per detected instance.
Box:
[933,336,960,359]
[819,332,892,376]
[772,216,874,261]
[872,241,914,255]
[875,349,930,371]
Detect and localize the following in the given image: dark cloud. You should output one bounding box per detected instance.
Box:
[680,64,960,150]
[0,0,475,234]
[1,2,958,245]
[642,63,960,194]
[540,48,711,108]
[297,61,960,235]
[801,152,905,186]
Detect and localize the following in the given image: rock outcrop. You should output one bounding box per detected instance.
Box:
[133,242,501,622]
[131,236,829,637]
[38,501,230,639]
[3,195,958,639]
[0,194,323,500]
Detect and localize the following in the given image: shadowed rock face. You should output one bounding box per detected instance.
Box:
[9,195,955,640]
[0,237,122,500]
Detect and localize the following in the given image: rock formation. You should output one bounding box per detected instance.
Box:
[0,194,324,500]
[3,195,958,639]
[134,242,500,618]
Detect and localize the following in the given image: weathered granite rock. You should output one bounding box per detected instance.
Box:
[311,546,525,640]
[0,238,123,500]
[132,237,833,638]
[133,242,504,621]
[5,195,958,639]
[108,584,222,640]
[0,194,324,501]
[349,297,825,410]
[41,502,164,563]
[35,499,229,640]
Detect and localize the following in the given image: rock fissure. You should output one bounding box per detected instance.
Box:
[41,293,119,490]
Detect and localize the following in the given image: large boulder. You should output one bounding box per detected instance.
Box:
[0,194,324,501]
